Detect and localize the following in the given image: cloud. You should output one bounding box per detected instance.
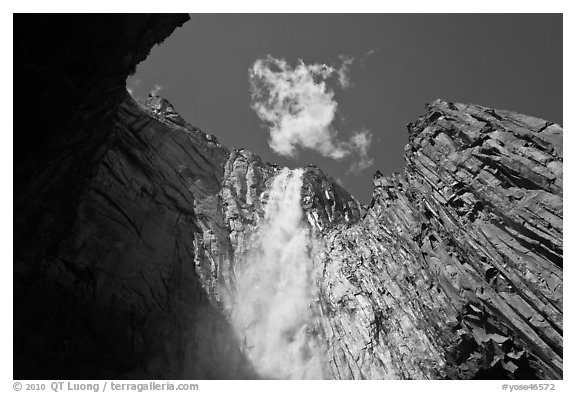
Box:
[337,55,354,89]
[249,55,373,170]
[360,47,378,67]
[348,129,374,173]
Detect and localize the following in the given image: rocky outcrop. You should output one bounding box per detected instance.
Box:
[14,15,562,380]
[315,100,562,379]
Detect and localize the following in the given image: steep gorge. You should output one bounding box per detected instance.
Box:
[14,15,562,380]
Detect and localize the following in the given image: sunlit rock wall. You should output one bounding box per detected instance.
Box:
[315,100,562,379]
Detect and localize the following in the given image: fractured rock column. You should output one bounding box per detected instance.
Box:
[316,100,562,379]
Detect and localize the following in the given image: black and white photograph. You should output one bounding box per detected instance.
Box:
[10,5,566,387]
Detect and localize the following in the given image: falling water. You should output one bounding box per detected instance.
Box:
[231,168,326,379]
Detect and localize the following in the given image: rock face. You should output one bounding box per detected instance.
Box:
[14,14,253,379]
[315,100,562,379]
[14,15,562,379]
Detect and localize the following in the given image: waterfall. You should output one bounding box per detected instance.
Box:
[231,168,325,379]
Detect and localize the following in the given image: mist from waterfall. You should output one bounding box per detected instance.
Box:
[231,168,326,379]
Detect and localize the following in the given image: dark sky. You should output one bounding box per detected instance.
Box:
[128,14,562,203]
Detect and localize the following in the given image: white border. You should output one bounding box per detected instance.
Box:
[3,3,572,389]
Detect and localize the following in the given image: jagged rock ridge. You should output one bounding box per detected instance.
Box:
[14,15,562,379]
[314,100,562,379]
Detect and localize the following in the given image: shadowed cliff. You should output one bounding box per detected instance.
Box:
[14,14,255,379]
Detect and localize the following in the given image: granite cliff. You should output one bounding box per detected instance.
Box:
[14,15,562,379]
[314,100,562,379]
